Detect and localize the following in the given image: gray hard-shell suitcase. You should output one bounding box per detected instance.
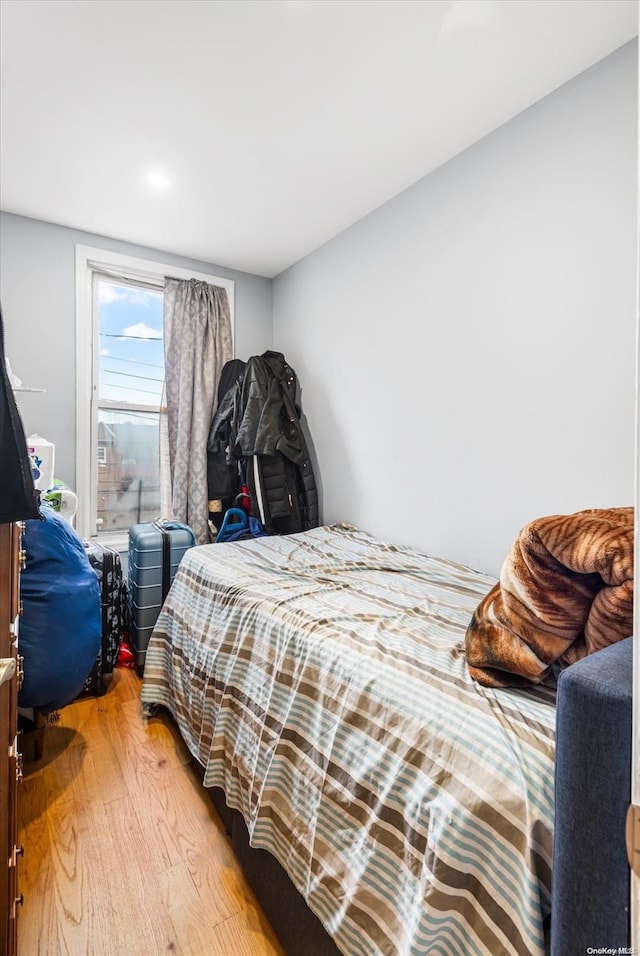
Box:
[128,520,196,673]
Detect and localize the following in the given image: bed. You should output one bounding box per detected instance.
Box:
[140,522,566,955]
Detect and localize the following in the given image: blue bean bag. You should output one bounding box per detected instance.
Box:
[19,505,101,714]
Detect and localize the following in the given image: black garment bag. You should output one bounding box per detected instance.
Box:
[0,304,40,523]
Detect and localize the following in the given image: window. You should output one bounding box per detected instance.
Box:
[95,276,164,534]
[76,247,234,543]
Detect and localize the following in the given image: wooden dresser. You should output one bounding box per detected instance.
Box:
[0,522,24,956]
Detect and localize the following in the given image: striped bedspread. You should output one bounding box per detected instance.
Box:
[141,524,556,956]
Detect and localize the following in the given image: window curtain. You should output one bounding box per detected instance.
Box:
[159,278,233,544]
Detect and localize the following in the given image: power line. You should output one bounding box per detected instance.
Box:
[101,367,164,383]
[100,354,164,371]
[100,334,162,342]
[100,382,162,397]
[99,409,162,423]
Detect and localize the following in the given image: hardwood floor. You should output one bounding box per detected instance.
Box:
[16,668,285,956]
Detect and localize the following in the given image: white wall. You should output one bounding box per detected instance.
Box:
[273,41,638,576]
[1,44,635,576]
[0,212,272,490]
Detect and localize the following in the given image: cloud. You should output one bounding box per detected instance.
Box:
[100,347,110,356]
[120,322,162,340]
[99,284,156,307]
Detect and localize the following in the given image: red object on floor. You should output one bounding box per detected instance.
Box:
[116,635,136,669]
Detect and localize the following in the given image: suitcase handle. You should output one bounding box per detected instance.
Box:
[151,520,196,601]
[152,519,197,548]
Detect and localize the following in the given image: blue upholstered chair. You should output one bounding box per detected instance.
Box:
[551,637,632,955]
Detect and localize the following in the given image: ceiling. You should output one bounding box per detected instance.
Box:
[0,0,637,278]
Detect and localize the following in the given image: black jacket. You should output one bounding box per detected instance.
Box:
[207,351,318,535]
[206,358,246,502]
[0,304,40,524]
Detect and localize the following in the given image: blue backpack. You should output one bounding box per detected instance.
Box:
[19,506,101,714]
[215,508,266,543]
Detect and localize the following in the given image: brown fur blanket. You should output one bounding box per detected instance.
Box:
[465,507,634,687]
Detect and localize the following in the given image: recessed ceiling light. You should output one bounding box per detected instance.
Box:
[147,172,170,189]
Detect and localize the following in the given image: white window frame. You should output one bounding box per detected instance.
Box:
[75,244,235,543]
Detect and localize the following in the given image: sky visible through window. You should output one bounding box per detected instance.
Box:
[98,279,164,407]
